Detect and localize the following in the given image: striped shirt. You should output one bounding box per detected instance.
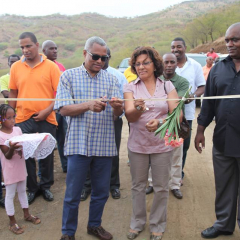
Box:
[54,64,121,157]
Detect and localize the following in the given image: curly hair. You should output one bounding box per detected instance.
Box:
[0,104,15,126]
[129,46,163,78]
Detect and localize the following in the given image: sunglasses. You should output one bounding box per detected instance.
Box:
[87,50,109,62]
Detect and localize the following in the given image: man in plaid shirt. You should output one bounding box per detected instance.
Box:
[54,36,123,240]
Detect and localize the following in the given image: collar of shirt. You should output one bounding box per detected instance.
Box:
[21,53,44,63]
[133,76,164,85]
[160,73,179,82]
[82,63,102,79]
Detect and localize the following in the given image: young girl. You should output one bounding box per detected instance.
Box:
[0,104,41,234]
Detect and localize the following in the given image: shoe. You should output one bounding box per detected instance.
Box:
[0,198,5,208]
[111,189,121,199]
[60,234,75,240]
[27,190,40,205]
[1,182,5,189]
[171,189,183,199]
[146,186,153,195]
[201,226,233,239]
[150,234,163,240]
[80,189,90,201]
[127,230,141,239]
[42,189,54,201]
[87,225,113,240]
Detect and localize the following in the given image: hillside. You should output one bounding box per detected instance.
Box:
[190,37,227,53]
[0,0,239,72]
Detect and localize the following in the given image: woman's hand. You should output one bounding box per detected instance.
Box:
[134,99,147,112]
[146,119,159,132]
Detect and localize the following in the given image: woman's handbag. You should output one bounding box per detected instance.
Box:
[178,116,190,139]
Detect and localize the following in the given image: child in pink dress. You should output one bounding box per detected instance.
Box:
[0,104,41,234]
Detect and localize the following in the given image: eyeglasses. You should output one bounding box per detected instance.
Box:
[225,38,240,43]
[87,50,109,62]
[134,61,153,67]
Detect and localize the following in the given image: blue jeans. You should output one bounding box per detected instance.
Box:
[182,120,193,178]
[56,113,68,172]
[62,155,112,236]
[0,163,2,199]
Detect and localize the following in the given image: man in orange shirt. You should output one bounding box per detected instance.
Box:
[9,32,61,204]
[202,56,214,80]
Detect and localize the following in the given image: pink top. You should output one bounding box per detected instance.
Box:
[54,60,66,72]
[124,77,175,154]
[0,127,27,185]
[206,52,219,60]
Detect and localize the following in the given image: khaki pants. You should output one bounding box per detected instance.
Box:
[128,149,173,233]
[148,145,183,190]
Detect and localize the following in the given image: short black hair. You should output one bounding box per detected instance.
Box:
[172,37,186,47]
[8,54,20,62]
[19,32,38,44]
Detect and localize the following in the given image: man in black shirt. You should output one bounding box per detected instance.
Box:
[195,22,240,239]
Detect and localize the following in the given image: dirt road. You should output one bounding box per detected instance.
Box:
[0,109,239,240]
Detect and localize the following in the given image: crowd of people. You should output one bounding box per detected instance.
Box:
[0,21,240,240]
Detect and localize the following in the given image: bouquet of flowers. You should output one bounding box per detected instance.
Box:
[155,87,192,147]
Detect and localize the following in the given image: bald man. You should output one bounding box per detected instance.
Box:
[195,22,240,238]
[42,40,68,173]
[202,56,214,81]
[147,53,189,198]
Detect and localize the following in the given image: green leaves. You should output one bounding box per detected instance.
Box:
[155,87,191,142]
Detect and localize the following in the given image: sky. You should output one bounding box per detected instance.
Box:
[0,0,186,18]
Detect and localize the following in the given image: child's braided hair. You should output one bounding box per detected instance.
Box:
[0,104,15,126]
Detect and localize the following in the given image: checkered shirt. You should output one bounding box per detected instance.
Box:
[54,64,121,157]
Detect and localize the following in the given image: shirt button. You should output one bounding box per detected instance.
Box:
[233,87,236,90]
[235,75,238,78]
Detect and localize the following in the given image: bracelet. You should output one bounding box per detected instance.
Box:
[136,105,146,113]
[158,118,163,127]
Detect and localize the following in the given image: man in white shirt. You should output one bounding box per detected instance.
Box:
[171,37,205,192]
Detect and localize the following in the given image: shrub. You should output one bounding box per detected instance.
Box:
[0,42,8,51]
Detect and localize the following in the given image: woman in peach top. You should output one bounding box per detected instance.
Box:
[124,47,181,240]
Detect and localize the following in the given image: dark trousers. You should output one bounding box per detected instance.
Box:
[56,113,68,172]
[62,155,112,236]
[83,118,123,192]
[16,118,56,193]
[182,120,192,178]
[0,163,2,199]
[212,146,240,232]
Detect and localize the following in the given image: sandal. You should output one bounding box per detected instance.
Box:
[25,215,41,224]
[127,229,141,239]
[150,233,163,240]
[9,223,24,234]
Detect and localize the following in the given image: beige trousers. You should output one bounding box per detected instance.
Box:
[148,145,183,190]
[128,149,173,233]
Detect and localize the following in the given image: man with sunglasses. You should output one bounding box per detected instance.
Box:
[195,22,240,239]
[54,36,123,240]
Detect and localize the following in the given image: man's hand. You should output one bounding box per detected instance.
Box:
[88,100,107,112]
[33,109,51,121]
[185,94,194,104]
[195,132,205,153]
[146,119,159,132]
[109,97,123,109]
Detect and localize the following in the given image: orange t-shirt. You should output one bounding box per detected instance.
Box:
[9,54,61,125]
